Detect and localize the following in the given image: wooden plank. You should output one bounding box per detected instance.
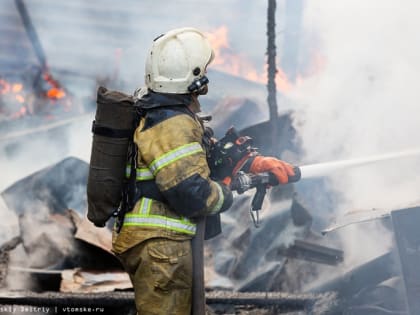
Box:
[0,290,322,309]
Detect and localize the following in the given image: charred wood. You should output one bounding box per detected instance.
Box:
[267,0,279,156]
[0,236,22,287]
[267,240,344,266]
[309,252,397,297]
[0,290,325,311]
[15,0,48,70]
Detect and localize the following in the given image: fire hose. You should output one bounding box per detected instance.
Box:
[231,148,420,227]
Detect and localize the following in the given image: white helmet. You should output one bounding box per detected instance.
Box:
[145,27,214,94]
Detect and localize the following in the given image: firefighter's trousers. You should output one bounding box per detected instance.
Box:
[117,238,192,315]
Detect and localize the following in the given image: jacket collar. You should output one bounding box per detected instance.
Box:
[136,90,192,109]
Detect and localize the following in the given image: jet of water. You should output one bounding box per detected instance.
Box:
[299,148,420,179]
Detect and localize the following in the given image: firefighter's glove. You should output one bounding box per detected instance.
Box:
[249,156,295,185]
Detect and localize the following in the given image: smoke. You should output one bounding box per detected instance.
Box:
[0,197,19,241]
[3,0,418,303]
[0,0,270,193]
[0,117,92,193]
[289,0,420,282]
[0,0,96,192]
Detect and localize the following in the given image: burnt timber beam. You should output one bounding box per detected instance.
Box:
[309,252,397,297]
[14,0,47,70]
[0,291,323,311]
[284,239,344,266]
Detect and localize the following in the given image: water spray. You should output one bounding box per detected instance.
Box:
[232,148,420,227]
[298,148,420,180]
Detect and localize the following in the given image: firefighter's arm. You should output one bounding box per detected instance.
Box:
[136,113,233,218]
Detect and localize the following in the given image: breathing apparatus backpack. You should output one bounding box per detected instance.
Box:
[87,86,139,227]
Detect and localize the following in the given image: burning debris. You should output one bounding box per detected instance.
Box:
[205,26,294,94]
[0,69,76,122]
[0,154,345,314]
[0,1,419,314]
[2,96,418,314]
[0,0,83,124]
[0,106,418,313]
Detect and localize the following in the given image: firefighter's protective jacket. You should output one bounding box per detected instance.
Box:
[112,91,232,254]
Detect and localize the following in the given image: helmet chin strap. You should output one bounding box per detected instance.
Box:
[187,75,209,113]
[196,84,208,95]
[188,94,202,114]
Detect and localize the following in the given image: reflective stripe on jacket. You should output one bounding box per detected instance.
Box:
[112,104,232,254]
[124,197,196,235]
[122,166,197,235]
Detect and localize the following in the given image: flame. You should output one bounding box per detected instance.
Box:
[204,26,229,67]
[0,79,26,108]
[205,26,328,93]
[0,80,25,96]
[47,87,66,99]
[43,72,66,99]
[1,72,74,121]
[205,26,293,93]
[0,76,64,120]
[12,83,23,93]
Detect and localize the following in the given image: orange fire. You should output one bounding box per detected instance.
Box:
[43,72,66,100]
[1,72,73,120]
[47,87,66,99]
[12,83,23,93]
[205,26,293,93]
[0,79,27,119]
[1,78,25,99]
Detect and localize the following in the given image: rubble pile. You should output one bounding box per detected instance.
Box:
[0,157,127,294]
[0,155,344,314]
[1,106,416,314]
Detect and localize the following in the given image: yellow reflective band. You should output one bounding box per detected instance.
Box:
[149,142,203,175]
[136,168,154,180]
[140,197,152,214]
[124,197,153,215]
[209,182,224,214]
[126,165,154,181]
[123,215,196,235]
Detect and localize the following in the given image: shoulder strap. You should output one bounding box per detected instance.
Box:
[91,121,134,138]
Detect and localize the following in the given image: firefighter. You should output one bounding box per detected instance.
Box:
[112,27,295,315]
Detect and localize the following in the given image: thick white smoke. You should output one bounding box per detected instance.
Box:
[0,0,268,192]
[0,117,93,192]
[289,0,420,275]
[4,0,418,301]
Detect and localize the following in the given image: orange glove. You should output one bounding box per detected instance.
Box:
[249,156,295,184]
